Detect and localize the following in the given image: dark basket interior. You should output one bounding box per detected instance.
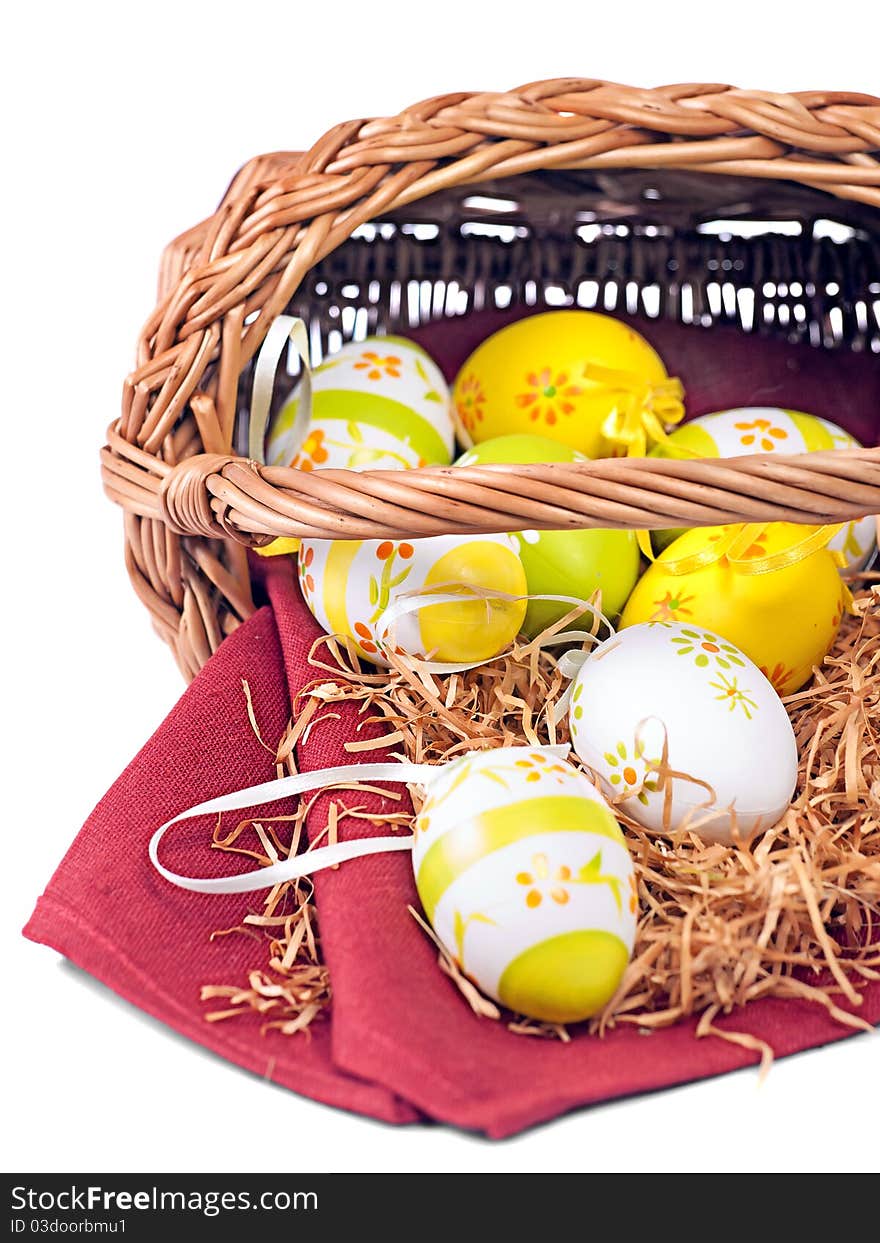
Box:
[233,167,880,453]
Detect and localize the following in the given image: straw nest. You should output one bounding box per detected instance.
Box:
[201,582,880,1064]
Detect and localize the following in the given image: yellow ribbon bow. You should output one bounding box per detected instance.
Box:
[587,362,686,458]
[638,520,854,617]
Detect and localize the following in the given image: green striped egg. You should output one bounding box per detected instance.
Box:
[412,748,636,1023]
[266,335,455,471]
[652,408,875,569]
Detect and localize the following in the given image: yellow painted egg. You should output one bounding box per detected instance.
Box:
[452,310,679,457]
[652,407,875,570]
[412,747,637,1022]
[266,335,455,470]
[455,434,640,636]
[569,623,798,844]
[620,523,847,695]
[298,534,527,666]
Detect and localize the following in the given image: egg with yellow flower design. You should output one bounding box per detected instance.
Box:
[266,335,455,471]
[412,747,636,1023]
[569,622,798,844]
[298,533,527,667]
[620,522,847,695]
[651,408,875,570]
[451,310,683,457]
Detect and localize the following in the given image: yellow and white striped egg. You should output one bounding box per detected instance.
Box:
[653,408,874,570]
[298,534,527,666]
[412,748,637,1023]
[266,335,455,471]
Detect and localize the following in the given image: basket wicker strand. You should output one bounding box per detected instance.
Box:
[100,79,880,678]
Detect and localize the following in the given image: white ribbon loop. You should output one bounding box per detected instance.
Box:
[248,314,312,463]
[373,589,615,675]
[149,748,571,896]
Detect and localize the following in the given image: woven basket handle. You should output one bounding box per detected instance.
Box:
[105,444,880,544]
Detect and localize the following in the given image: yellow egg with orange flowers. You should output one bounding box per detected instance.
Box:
[620,523,848,695]
[451,310,682,457]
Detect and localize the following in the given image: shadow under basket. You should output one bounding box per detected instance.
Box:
[101,80,880,679]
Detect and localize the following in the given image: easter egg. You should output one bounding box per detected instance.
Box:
[452,310,679,457]
[620,523,846,695]
[456,434,640,637]
[412,747,637,1022]
[569,622,798,844]
[652,408,875,570]
[298,534,527,666]
[266,335,455,470]
[455,433,588,468]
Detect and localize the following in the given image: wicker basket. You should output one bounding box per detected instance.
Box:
[101,79,880,680]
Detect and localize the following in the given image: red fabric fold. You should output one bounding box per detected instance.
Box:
[24,607,418,1127]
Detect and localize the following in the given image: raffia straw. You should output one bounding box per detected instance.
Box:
[291,587,880,1053]
[202,587,880,1060]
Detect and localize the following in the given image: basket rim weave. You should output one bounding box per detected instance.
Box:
[99,78,880,675]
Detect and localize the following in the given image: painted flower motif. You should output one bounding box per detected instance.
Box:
[650,589,696,623]
[368,541,415,624]
[760,662,795,695]
[414,356,443,404]
[603,740,659,806]
[517,852,572,908]
[571,680,585,724]
[455,372,486,432]
[298,545,316,595]
[671,628,746,671]
[709,672,759,719]
[354,351,402,381]
[513,752,571,785]
[515,368,583,426]
[734,417,788,452]
[293,427,329,472]
[353,620,379,656]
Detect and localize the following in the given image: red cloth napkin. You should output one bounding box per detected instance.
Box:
[25,312,880,1137]
[24,607,418,1127]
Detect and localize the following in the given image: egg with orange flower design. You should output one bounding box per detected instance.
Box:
[412,747,636,1023]
[451,310,682,457]
[651,408,875,570]
[297,533,528,666]
[266,335,455,472]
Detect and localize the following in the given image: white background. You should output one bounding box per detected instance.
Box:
[3,0,878,1175]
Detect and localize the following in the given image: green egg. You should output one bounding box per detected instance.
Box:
[455,433,585,467]
[455,435,640,638]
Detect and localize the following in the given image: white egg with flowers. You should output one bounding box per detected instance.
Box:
[412,747,637,1023]
[569,621,798,845]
